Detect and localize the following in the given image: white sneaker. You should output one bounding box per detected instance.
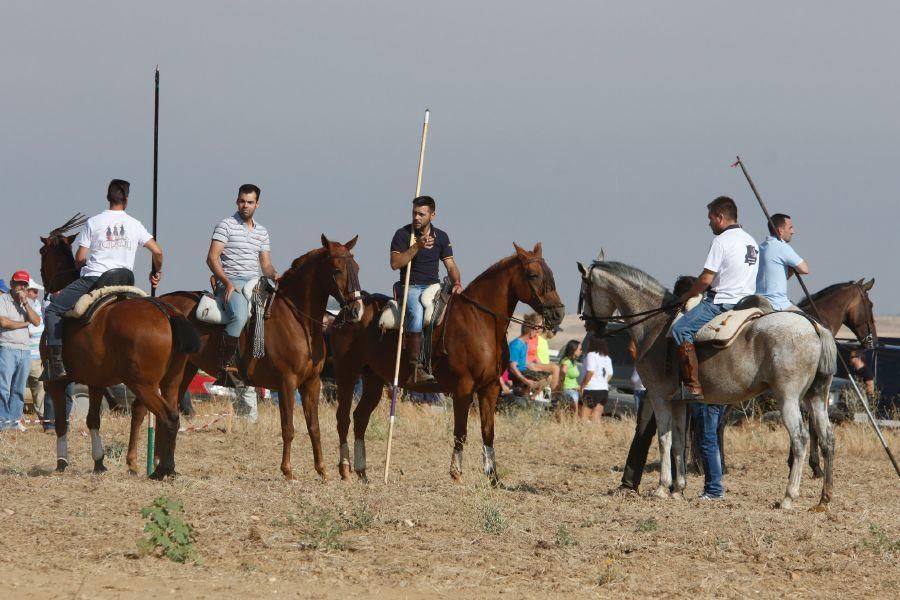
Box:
[697,493,724,501]
[17,420,27,432]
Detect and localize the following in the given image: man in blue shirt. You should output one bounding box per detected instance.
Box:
[508,321,541,391]
[756,213,809,310]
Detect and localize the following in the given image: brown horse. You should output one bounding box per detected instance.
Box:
[160,235,363,480]
[330,243,564,484]
[39,219,200,478]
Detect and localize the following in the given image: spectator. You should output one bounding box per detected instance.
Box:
[25,278,45,419]
[578,336,613,422]
[0,279,9,294]
[558,340,582,408]
[523,313,560,389]
[0,271,42,431]
[628,340,646,414]
[848,350,875,396]
[508,319,542,392]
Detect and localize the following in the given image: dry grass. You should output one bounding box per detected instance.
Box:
[1,400,899,599]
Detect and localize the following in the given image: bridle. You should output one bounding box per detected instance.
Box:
[519,255,564,328]
[39,238,81,298]
[852,283,876,349]
[328,251,362,309]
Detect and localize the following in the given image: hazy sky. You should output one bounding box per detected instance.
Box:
[3,2,898,313]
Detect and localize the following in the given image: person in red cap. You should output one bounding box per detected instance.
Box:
[0,270,41,431]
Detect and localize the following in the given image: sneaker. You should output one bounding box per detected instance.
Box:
[17,420,27,432]
[697,493,724,501]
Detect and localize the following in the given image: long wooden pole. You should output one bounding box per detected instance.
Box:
[384,109,429,483]
[147,66,160,476]
[733,156,900,478]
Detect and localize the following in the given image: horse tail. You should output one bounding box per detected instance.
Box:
[815,324,837,377]
[169,314,201,354]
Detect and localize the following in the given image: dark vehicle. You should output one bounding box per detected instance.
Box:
[837,337,900,417]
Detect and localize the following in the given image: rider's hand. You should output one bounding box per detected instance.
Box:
[451,282,463,294]
[224,281,237,302]
[149,271,162,289]
[415,234,435,251]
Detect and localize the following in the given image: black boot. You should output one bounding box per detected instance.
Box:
[405,332,435,386]
[214,334,244,388]
[45,346,68,381]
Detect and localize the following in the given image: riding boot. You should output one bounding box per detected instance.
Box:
[45,346,68,381]
[405,332,436,385]
[674,342,704,401]
[214,334,244,388]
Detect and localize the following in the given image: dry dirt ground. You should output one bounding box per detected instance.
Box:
[1,401,898,599]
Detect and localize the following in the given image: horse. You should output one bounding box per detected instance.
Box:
[578,256,837,510]
[39,217,200,478]
[160,235,363,481]
[330,242,564,484]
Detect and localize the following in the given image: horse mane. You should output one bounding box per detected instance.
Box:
[49,213,88,238]
[279,247,327,284]
[466,254,557,294]
[804,281,855,303]
[592,261,678,303]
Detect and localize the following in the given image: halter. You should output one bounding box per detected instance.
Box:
[852,282,876,349]
[328,252,362,308]
[519,255,564,327]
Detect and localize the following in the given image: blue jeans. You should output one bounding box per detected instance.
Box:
[0,347,31,430]
[398,284,429,333]
[44,276,99,346]
[633,389,647,416]
[216,278,253,337]
[671,298,733,345]
[43,383,75,431]
[691,403,726,497]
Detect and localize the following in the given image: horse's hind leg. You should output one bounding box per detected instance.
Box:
[779,395,808,510]
[132,384,180,480]
[807,411,823,478]
[650,394,674,499]
[670,399,688,499]
[299,376,328,481]
[352,370,384,483]
[86,386,106,473]
[477,381,501,486]
[126,400,147,475]
[451,388,476,482]
[335,365,362,480]
[807,395,835,511]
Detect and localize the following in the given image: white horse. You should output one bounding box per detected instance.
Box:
[577,257,836,510]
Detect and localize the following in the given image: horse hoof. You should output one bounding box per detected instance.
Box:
[652,486,669,499]
[778,497,794,510]
[808,503,829,513]
[810,470,823,480]
[281,469,294,481]
[338,463,352,480]
[356,470,368,484]
[92,460,108,474]
[56,458,68,473]
[450,469,463,483]
[670,491,685,501]
[149,468,176,481]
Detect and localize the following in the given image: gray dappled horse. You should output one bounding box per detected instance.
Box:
[578,257,837,510]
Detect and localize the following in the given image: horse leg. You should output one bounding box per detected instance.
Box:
[650,394,674,499]
[277,378,298,480]
[86,386,106,474]
[807,395,835,511]
[670,399,688,499]
[807,411,823,478]
[335,367,361,481]
[46,381,69,472]
[132,384,180,480]
[299,376,327,481]
[126,400,147,475]
[352,370,384,483]
[450,390,475,481]
[477,381,501,486]
[778,395,808,510]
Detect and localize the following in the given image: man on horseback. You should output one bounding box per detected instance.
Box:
[755,213,809,310]
[672,196,759,401]
[389,195,462,385]
[207,184,278,387]
[44,180,163,380]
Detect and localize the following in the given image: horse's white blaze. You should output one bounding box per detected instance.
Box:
[482,445,496,475]
[354,439,366,472]
[90,429,104,462]
[56,434,68,463]
[339,442,351,465]
[452,449,463,474]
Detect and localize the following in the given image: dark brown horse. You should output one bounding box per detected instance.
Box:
[330,243,564,484]
[40,219,200,478]
[160,235,362,480]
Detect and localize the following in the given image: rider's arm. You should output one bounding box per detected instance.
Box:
[206,240,231,288]
[259,250,278,280]
[390,245,419,270]
[74,246,89,269]
[443,256,463,293]
[144,239,163,288]
[680,269,716,303]
[788,260,809,279]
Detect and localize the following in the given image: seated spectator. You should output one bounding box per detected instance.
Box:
[508,319,543,393]
[523,313,560,389]
[558,340,582,408]
[578,336,613,422]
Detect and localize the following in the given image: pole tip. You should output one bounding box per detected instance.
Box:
[155,64,159,72]
[424,109,430,124]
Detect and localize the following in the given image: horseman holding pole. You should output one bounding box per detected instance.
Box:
[43,179,164,381]
[755,213,809,311]
[389,195,462,385]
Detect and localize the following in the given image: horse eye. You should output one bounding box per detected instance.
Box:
[527,273,540,280]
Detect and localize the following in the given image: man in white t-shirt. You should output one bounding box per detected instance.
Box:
[672,196,759,401]
[43,179,164,380]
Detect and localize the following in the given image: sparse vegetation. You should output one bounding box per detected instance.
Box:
[555,525,575,546]
[138,497,196,563]
[104,440,126,462]
[637,517,657,532]
[862,523,900,560]
[480,499,508,535]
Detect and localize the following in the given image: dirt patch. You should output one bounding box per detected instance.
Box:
[1,402,898,599]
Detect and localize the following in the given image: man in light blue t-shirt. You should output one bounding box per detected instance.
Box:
[756,213,809,310]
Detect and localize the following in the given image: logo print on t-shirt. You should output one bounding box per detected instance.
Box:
[744,245,758,266]
[98,223,134,250]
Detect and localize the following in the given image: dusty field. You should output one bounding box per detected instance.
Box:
[1,401,899,599]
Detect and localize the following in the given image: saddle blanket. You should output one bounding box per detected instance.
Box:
[196,278,261,324]
[694,307,764,347]
[65,286,148,319]
[379,283,442,330]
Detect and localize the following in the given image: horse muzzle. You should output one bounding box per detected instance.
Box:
[542,303,565,330]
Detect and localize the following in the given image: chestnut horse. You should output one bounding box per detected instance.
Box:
[40,218,200,478]
[160,235,363,480]
[330,243,564,484]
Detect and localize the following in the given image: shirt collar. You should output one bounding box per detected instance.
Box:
[721,224,742,233]
[233,212,255,229]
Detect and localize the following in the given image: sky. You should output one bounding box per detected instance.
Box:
[2,2,898,313]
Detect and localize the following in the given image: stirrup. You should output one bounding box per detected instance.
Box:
[407,365,436,385]
[214,368,244,389]
[673,383,704,402]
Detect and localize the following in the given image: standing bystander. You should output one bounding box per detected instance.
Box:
[0,271,42,431]
[25,278,46,419]
[578,336,613,422]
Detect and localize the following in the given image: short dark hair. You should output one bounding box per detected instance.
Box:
[707,196,738,221]
[238,184,261,200]
[412,195,435,212]
[107,179,130,205]
[768,213,791,236]
[587,336,609,355]
[673,275,696,297]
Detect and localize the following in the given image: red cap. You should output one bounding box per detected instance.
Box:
[11,270,30,284]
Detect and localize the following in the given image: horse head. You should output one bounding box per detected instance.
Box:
[40,213,87,294]
[577,257,613,338]
[512,242,564,330]
[849,278,877,349]
[320,234,363,323]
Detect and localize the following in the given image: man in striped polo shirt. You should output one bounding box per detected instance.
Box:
[207,184,279,387]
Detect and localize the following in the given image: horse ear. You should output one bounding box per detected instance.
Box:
[532,242,543,256]
[40,236,48,244]
[577,262,588,278]
[65,234,77,245]
[344,235,358,251]
[864,278,875,291]
[321,234,330,248]
[855,277,864,285]
[595,248,605,262]
[513,242,526,257]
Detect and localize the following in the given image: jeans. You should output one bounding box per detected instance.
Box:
[216,278,253,338]
[398,284,429,333]
[43,383,75,431]
[0,347,31,430]
[27,358,45,416]
[234,387,259,423]
[671,299,732,345]
[691,403,726,497]
[562,389,579,405]
[45,276,99,346]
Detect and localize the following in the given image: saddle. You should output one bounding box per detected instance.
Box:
[694,296,775,348]
[196,278,262,324]
[195,277,277,359]
[378,283,444,330]
[64,269,147,324]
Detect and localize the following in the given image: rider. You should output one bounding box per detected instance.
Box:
[44,180,163,380]
[389,195,462,385]
[672,196,759,401]
[755,213,809,311]
[207,184,279,387]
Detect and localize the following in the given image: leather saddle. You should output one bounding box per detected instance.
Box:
[64,268,147,324]
[694,295,775,348]
[378,283,444,331]
[195,277,264,324]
